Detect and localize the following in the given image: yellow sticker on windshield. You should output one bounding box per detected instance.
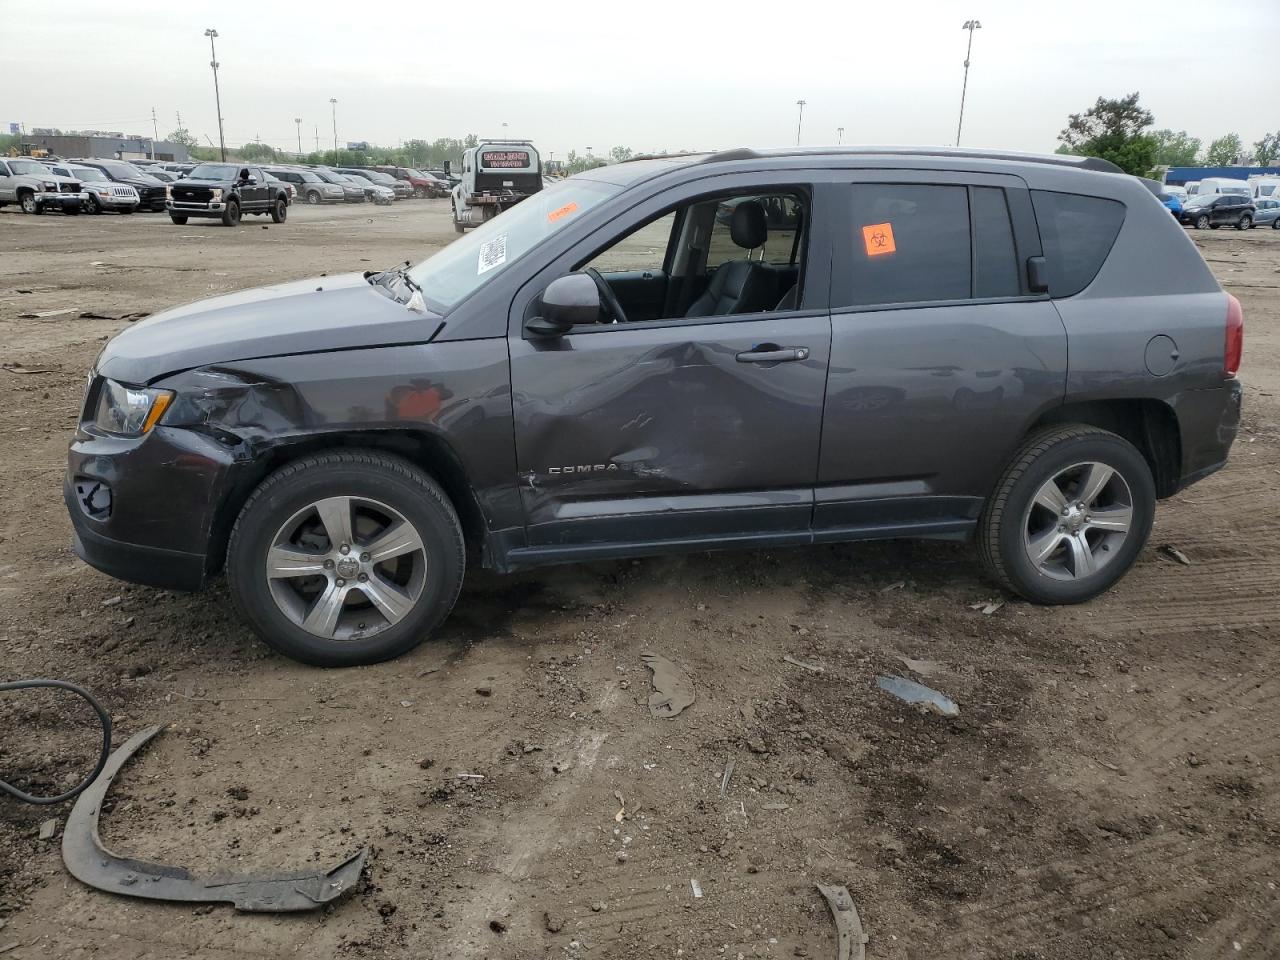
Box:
[862,222,896,256]
[548,201,579,223]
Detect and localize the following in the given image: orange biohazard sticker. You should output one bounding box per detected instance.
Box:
[861,222,896,256]
[548,201,580,223]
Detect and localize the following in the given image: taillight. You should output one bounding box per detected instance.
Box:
[1225,293,1243,378]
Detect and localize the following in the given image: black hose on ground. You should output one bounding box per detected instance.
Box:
[0,679,112,805]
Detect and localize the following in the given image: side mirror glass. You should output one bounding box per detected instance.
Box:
[526,273,600,337]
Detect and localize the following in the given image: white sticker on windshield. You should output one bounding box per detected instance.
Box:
[478,235,508,275]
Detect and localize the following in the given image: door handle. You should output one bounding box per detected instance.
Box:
[736,345,809,363]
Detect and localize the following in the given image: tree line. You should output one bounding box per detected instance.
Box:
[1056,92,1279,176]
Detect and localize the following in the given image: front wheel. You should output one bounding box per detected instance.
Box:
[1195,215,1210,229]
[270,197,287,223]
[978,425,1155,605]
[85,194,102,214]
[19,192,38,215]
[169,214,188,225]
[226,451,466,667]
[1237,215,1252,230]
[221,199,241,227]
[306,190,321,204]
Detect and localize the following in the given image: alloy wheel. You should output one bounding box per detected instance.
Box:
[1022,461,1133,581]
[266,496,427,641]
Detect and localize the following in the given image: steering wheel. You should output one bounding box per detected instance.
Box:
[584,268,629,324]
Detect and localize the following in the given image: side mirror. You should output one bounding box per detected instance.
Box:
[525,273,600,337]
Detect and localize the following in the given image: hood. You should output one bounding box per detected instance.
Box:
[96,273,444,385]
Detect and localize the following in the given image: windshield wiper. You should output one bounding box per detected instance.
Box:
[366,261,426,311]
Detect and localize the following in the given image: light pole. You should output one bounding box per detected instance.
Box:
[204,28,226,161]
[795,99,806,146]
[956,19,982,147]
[837,126,845,145]
[330,98,338,155]
[295,117,302,156]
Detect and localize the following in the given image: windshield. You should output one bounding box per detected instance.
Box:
[188,163,241,180]
[9,160,51,176]
[404,168,426,178]
[298,171,322,183]
[71,166,108,182]
[97,160,150,180]
[313,170,343,184]
[407,179,620,313]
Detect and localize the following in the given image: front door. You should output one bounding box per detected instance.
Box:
[0,161,14,202]
[816,173,1067,534]
[508,182,832,551]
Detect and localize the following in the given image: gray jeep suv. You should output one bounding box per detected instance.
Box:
[65,147,1243,667]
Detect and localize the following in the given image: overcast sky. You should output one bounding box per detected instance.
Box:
[2,0,1277,159]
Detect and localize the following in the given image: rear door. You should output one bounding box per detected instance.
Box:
[507,175,834,552]
[816,172,1067,535]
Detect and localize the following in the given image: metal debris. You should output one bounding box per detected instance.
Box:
[897,656,944,677]
[1161,545,1193,566]
[876,675,960,717]
[641,653,695,719]
[719,759,736,797]
[816,884,869,960]
[62,725,367,912]
[782,654,824,674]
[690,879,703,899]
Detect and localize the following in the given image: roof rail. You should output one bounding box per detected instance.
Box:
[695,146,1125,175]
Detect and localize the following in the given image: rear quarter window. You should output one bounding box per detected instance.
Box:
[1030,190,1126,298]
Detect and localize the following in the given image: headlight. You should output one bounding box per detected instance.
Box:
[94,186,111,196]
[92,380,174,437]
[211,188,223,201]
[42,180,57,189]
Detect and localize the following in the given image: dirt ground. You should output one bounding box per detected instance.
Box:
[1,201,1278,960]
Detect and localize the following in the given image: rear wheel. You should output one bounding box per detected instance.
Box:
[169,214,188,225]
[978,425,1155,605]
[221,199,241,227]
[227,451,465,667]
[1195,214,1210,229]
[270,197,287,223]
[1237,214,1253,230]
[19,191,37,215]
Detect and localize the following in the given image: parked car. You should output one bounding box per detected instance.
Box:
[1250,177,1280,199]
[1179,194,1255,229]
[309,168,367,203]
[319,168,392,204]
[266,167,345,204]
[64,146,1242,667]
[1158,192,1182,216]
[160,162,196,177]
[370,166,447,198]
[145,169,181,183]
[45,162,139,214]
[165,162,290,226]
[1251,197,1280,228]
[1160,184,1187,204]
[0,157,85,214]
[70,159,167,211]
[338,168,412,200]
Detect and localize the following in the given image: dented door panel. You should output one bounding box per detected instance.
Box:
[510,316,831,545]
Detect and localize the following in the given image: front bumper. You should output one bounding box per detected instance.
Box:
[91,193,138,211]
[37,191,86,211]
[167,199,226,216]
[65,423,239,591]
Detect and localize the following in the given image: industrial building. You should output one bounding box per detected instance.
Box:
[23,131,190,162]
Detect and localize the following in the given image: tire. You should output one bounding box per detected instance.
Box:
[221,199,241,227]
[169,214,188,225]
[85,195,102,214]
[19,191,37,215]
[978,425,1155,605]
[226,450,466,667]
[306,190,321,205]
[1195,215,1210,229]
[1237,215,1252,230]
[1273,220,1280,230]
[270,197,287,223]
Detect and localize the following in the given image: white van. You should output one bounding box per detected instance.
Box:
[1191,177,1253,197]
[1249,176,1280,199]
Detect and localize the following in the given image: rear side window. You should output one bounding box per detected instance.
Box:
[847,184,971,305]
[1030,190,1125,298]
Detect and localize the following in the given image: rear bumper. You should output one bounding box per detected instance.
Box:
[1173,379,1243,491]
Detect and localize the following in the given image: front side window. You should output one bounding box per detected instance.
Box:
[587,212,677,273]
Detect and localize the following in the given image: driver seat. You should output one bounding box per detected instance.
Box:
[684,201,774,317]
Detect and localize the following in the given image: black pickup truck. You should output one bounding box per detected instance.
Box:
[166,162,290,227]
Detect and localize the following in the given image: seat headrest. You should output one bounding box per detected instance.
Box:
[730,200,767,249]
